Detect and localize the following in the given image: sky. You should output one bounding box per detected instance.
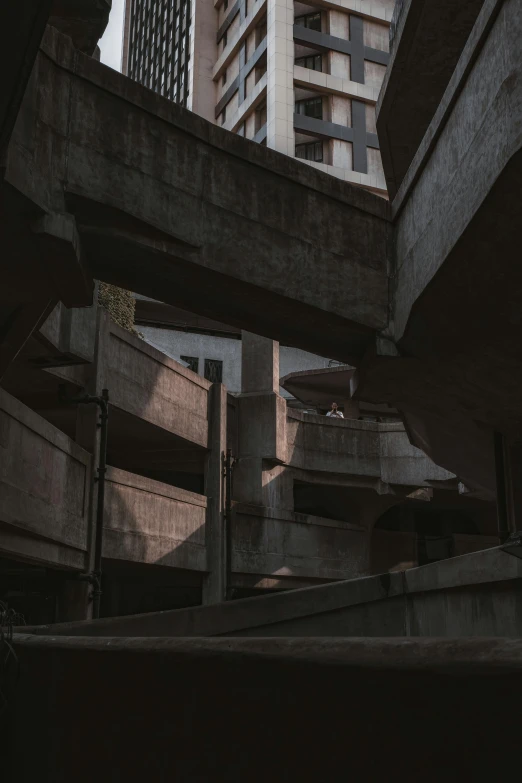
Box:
[99,0,125,71]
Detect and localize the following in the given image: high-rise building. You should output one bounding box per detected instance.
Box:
[122,0,394,195]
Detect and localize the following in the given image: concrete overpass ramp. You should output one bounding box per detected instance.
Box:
[3,26,391,367]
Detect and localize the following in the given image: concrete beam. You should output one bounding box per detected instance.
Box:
[5,25,391,365]
[355,0,522,496]
[377,0,486,197]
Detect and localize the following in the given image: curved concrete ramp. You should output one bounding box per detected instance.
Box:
[5,26,391,364]
[28,546,519,639]
[9,633,522,781]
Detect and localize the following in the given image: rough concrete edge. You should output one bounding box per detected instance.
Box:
[12,634,522,671]
[106,466,208,507]
[391,0,506,219]
[0,387,91,463]
[38,24,391,222]
[24,545,519,638]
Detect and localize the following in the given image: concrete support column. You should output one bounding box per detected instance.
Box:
[241,331,279,393]
[266,0,295,156]
[233,332,288,508]
[202,382,227,604]
[188,0,217,122]
[502,437,522,536]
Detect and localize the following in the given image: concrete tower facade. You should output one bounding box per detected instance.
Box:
[123,0,394,196]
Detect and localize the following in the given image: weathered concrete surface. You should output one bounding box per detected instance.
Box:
[203,383,228,604]
[377,0,486,196]
[357,0,522,496]
[9,635,522,781]
[38,298,98,366]
[232,503,369,583]
[103,466,207,571]
[0,389,90,570]
[33,545,520,639]
[5,25,391,363]
[105,319,210,448]
[286,410,453,486]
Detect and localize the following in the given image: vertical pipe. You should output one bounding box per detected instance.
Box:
[494,431,509,544]
[225,449,233,599]
[92,389,109,619]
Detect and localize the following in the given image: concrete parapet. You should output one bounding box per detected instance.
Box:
[9,634,522,781]
[36,545,519,639]
[103,466,207,571]
[0,389,91,570]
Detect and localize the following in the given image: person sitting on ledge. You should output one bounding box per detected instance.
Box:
[326,402,344,419]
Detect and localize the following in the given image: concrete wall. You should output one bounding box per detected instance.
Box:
[0,389,91,570]
[45,546,522,639]
[140,325,332,397]
[105,320,211,448]
[286,410,453,485]
[232,503,368,583]
[39,299,98,365]
[103,466,207,571]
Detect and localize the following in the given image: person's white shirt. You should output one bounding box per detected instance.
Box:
[326,410,344,418]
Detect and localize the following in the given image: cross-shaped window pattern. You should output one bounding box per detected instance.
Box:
[293,14,389,174]
[128,0,192,107]
[204,359,223,384]
[216,0,248,44]
[215,24,267,120]
[180,355,199,373]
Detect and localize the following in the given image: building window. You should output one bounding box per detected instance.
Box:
[295,54,322,72]
[255,100,267,132]
[221,106,227,125]
[204,359,223,383]
[295,97,323,120]
[224,0,229,9]
[295,12,321,32]
[222,69,227,86]
[181,355,199,373]
[223,31,228,49]
[296,141,323,162]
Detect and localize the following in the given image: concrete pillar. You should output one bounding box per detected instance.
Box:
[234,332,288,508]
[502,437,522,536]
[188,0,217,122]
[241,331,279,393]
[266,0,295,156]
[202,382,227,604]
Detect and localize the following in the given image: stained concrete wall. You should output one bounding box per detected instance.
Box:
[43,546,522,639]
[103,467,207,571]
[39,298,98,364]
[0,389,91,570]
[286,410,453,485]
[105,320,211,448]
[232,503,368,583]
[394,0,521,340]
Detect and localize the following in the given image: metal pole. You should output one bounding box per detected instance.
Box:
[58,385,109,618]
[225,449,233,600]
[92,388,109,619]
[494,431,509,544]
